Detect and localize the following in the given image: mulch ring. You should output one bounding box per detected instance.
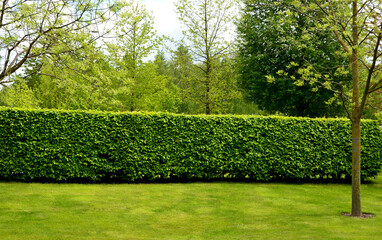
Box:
[342,212,375,218]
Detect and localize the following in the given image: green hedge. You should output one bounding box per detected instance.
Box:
[0,108,381,183]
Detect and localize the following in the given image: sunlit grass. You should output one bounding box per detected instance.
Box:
[1,175,382,239]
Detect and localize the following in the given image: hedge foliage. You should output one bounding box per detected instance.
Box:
[0,108,381,183]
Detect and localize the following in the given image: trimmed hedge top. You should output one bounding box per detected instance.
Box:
[0,108,381,183]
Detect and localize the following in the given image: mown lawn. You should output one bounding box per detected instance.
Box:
[1,175,382,240]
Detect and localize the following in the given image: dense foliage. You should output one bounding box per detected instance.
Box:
[0,0,249,116]
[236,0,351,117]
[0,108,381,183]
[175,0,240,114]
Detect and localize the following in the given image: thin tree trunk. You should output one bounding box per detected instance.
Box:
[203,0,211,115]
[205,78,211,115]
[351,118,362,216]
[351,0,362,217]
[205,57,211,115]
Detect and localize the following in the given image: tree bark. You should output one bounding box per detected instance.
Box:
[204,0,211,115]
[205,81,211,115]
[351,118,362,216]
[351,0,362,217]
[205,60,211,115]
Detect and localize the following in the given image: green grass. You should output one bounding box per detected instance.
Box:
[1,175,382,240]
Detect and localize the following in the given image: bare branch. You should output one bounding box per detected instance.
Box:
[340,89,352,119]
[366,31,382,96]
[328,0,351,55]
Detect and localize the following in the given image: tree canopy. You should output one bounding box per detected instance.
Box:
[236,0,352,117]
[1,0,381,122]
[175,0,241,114]
[0,0,121,84]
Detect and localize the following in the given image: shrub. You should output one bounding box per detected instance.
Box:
[0,108,381,182]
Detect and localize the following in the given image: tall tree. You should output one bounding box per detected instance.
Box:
[167,44,203,113]
[237,0,350,117]
[0,78,40,108]
[175,0,240,114]
[153,50,171,76]
[30,36,117,110]
[0,0,119,85]
[106,0,177,112]
[107,0,159,72]
[275,0,382,217]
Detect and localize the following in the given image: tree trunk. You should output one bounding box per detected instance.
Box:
[350,0,362,217]
[351,117,362,216]
[203,0,211,115]
[205,80,211,115]
[205,58,211,115]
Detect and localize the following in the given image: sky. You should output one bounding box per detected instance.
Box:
[143,0,183,41]
[141,0,238,60]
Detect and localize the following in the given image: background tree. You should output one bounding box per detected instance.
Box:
[0,0,119,85]
[154,50,171,76]
[7,0,180,112]
[167,44,205,114]
[105,0,178,112]
[175,0,240,114]
[0,29,121,111]
[237,0,351,117]
[0,78,40,108]
[28,33,118,110]
[166,44,261,115]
